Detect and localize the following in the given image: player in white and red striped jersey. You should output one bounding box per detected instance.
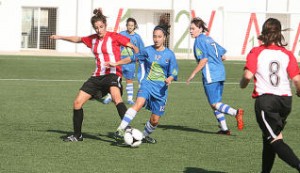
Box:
[240,18,300,172]
[50,8,139,142]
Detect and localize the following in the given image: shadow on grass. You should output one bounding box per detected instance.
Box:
[157,124,236,136]
[47,129,112,142]
[46,129,132,147]
[184,167,227,173]
[157,124,216,134]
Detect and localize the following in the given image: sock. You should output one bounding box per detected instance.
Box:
[262,137,276,173]
[215,102,237,116]
[271,139,300,170]
[143,120,157,137]
[117,108,137,130]
[126,83,134,101]
[116,102,127,119]
[214,110,228,131]
[73,108,83,138]
[104,94,111,101]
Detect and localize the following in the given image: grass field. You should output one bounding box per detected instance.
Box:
[0,55,299,173]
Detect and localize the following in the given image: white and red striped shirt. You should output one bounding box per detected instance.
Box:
[245,45,300,98]
[81,32,130,77]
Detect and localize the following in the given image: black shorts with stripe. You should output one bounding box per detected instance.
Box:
[255,94,292,141]
[80,74,123,100]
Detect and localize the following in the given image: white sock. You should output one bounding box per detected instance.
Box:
[214,111,228,131]
[118,108,137,130]
[126,83,134,101]
[105,93,111,100]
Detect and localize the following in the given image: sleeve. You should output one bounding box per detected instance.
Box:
[244,48,258,74]
[115,33,130,47]
[81,34,96,48]
[168,51,179,81]
[216,42,227,58]
[287,51,300,79]
[195,37,207,60]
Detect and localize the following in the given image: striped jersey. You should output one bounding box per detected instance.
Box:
[193,33,227,84]
[81,32,130,77]
[245,45,300,98]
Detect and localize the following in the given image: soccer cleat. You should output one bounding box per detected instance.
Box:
[236,109,244,130]
[216,130,231,135]
[114,129,125,143]
[142,136,157,144]
[127,100,135,105]
[63,134,83,142]
[102,97,112,104]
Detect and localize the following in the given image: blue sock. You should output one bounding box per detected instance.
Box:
[143,120,157,137]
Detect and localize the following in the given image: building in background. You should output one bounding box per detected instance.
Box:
[0,0,299,60]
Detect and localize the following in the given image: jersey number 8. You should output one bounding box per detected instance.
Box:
[269,61,280,87]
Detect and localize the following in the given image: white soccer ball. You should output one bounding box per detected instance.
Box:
[124,128,143,147]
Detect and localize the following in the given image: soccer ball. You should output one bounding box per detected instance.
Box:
[124,128,143,147]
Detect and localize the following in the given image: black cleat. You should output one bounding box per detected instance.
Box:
[142,136,157,144]
[63,135,83,142]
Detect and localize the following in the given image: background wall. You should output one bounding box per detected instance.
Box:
[0,0,299,60]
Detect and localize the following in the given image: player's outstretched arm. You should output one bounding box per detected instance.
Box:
[126,43,139,54]
[105,57,132,68]
[240,69,253,88]
[49,35,82,43]
[292,74,300,97]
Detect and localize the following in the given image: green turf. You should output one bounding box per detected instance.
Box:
[0,55,299,173]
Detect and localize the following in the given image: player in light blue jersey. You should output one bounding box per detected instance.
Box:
[186,17,244,135]
[102,18,145,105]
[107,24,178,144]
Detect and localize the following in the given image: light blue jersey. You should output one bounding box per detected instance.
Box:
[119,31,145,80]
[193,33,226,84]
[132,46,178,116]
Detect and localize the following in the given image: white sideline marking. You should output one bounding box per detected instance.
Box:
[0,78,243,85]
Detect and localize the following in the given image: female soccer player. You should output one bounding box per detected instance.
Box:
[102,17,145,105]
[106,24,178,144]
[49,8,138,142]
[186,17,244,135]
[240,18,300,172]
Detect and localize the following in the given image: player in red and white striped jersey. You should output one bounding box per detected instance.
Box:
[240,18,300,172]
[50,8,139,142]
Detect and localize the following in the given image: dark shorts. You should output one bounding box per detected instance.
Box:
[80,74,123,100]
[255,94,291,141]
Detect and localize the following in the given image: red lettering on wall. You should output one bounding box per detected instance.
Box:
[206,10,216,36]
[114,8,123,32]
[291,22,300,54]
[190,10,216,36]
[191,10,196,19]
[241,13,261,55]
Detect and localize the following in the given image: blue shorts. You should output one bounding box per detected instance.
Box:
[122,62,136,80]
[137,81,168,116]
[203,81,224,105]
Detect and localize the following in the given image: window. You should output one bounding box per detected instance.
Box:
[21,7,57,49]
